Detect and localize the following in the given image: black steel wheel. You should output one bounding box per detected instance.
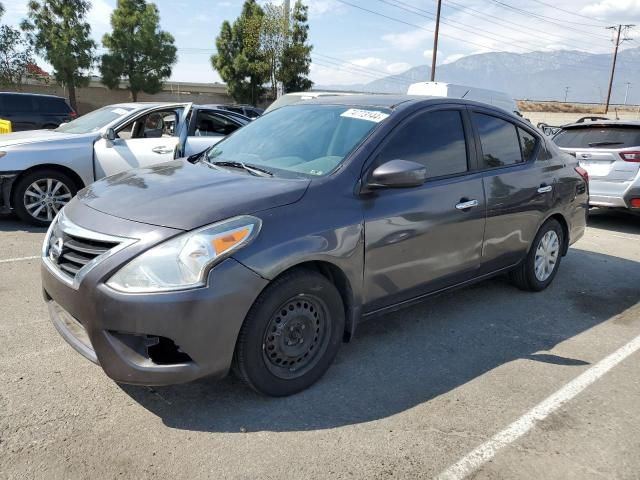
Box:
[233,268,345,396]
[262,294,331,380]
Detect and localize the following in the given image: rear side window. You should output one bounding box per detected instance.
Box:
[34,96,71,113]
[377,110,468,179]
[0,94,36,112]
[194,111,240,136]
[518,128,538,161]
[553,126,640,148]
[472,112,523,168]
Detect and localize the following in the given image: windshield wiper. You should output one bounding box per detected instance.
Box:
[212,160,273,177]
[587,141,624,147]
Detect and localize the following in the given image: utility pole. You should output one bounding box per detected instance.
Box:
[624,82,632,105]
[564,86,570,103]
[605,24,634,113]
[430,0,442,81]
[278,0,291,98]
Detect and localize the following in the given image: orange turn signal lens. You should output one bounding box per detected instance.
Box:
[211,227,251,255]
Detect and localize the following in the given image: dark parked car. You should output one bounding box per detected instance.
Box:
[42,96,588,396]
[0,92,76,131]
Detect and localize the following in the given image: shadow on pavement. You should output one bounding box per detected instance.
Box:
[121,248,639,433]
[587,208,640,235]
[0,214,47,234]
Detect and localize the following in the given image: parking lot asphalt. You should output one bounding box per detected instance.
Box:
[0,210,639,480]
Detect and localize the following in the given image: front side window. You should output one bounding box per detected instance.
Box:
[377,110,468,179]
[206,104,387,177]
[472,112,523,168]
[116,109,180,140]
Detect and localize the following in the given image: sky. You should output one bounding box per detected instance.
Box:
[3,0,640,86]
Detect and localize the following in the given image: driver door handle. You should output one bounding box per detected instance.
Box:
[537,185,553,194]
[455,199,479,210]
[152,146,173,154]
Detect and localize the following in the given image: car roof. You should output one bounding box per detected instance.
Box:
[302,94,518,113]
[0,91,67,100]
[561,119,640,129]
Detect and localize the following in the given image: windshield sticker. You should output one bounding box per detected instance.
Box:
[340,108,389,123]
[111,108,129,115]
[309,169,323,175]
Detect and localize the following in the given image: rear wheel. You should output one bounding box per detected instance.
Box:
[233,269,345,396]
[509,218,564,291]
[12,169,77,226]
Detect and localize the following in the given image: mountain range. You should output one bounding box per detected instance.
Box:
[318,47,640,104]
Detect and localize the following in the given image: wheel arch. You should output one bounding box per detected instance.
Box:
[541,212,570,256]
[268,260,359,343]
[10,164,85,207]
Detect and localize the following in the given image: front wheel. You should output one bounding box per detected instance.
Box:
[509,218,564,291]
[12,170,78,226]
[233,269,345,396]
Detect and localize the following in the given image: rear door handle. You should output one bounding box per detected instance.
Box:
[455,199,479,210]
[152,146,173,154]
[537,185,553,194]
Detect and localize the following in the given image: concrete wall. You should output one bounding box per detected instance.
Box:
[4,80,234,114]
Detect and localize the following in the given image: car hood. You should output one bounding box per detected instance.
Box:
[0,129,89,148]
[77,160,311,231]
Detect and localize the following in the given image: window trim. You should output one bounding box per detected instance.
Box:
[467,106,542,173]
[362,105,475,184]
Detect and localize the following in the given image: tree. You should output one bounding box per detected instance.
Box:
[100,0,177,102]
[0,25,35,87]
[211,0,269,105]
[279,0,313,93]
[22,0,96,111]
[0,3,4,19]
[261,3,287,99]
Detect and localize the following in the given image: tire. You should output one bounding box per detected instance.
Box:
[509,218,564,292]
[233,268,345,396]
[12,169,78,227]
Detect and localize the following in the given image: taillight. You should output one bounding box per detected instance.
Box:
[69,110,78,119]
[619,151,640,162]
[575,166,589,183]
[630,198,640,208]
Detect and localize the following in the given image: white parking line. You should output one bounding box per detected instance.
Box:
[438,332,640,480]
[0,255,40,264]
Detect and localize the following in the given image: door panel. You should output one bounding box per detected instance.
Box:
[94,137,179,178]
[468,108,556,272]
[363,176,486,312]
[361,106,485,312]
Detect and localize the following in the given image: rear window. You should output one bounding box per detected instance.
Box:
[554,126,640,149]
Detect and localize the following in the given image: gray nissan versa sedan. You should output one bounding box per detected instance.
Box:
[41,95,589,396]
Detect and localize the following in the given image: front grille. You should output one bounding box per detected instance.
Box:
[54,233,120,278]
[43,212,131,288]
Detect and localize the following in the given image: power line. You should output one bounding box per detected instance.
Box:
[336,0,612,73]
[376,0,608,65]
[487,0,610,40]
[525,0,609,27]
[442,0,604,51]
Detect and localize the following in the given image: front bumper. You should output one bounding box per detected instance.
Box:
[41,202,268,386]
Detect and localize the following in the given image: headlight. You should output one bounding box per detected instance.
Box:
[107,215,261,293]
[0,151,7,159]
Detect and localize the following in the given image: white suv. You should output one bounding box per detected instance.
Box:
[554,120,640,211]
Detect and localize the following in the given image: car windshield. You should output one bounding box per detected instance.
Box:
[554,126,640,148]
[55,105,137,134]
[205,104,389,177]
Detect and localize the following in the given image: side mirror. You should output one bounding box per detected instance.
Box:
[103,127,116,142]
[367,159,427,189]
